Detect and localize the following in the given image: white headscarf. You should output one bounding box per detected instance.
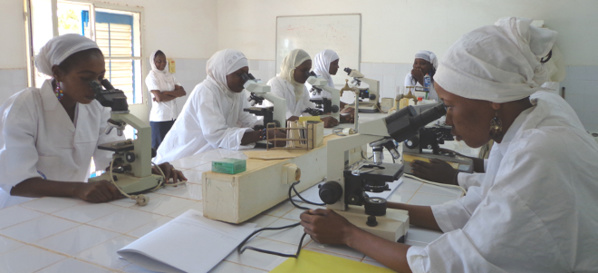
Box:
[435,17,557,103]
[35,34,100,76]
[313,49,339,88]
[414,50,438,69]
[205,49,248,95]
[149,50,169,74]
[280,49,311,100]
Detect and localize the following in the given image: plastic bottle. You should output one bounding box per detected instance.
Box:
[423,74,431,100]
[423,74,431,92]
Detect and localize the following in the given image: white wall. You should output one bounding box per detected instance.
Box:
[2,0,597,130]
[217,0,597,65]
[217,0,598,131]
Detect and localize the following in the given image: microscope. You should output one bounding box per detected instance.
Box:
[344,67,380,113]
[88,79,164,205]
[401,104,474,174]
[242,73,287,128]
[318,103,447,241]
[305,72,341,121]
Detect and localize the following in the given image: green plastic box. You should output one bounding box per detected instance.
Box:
[212,158,246,174]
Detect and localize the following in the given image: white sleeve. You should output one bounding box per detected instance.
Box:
[145,72,160,91]
[197,90,253,150]
[404,73,414,90]
[0,99,41,192]
[237,91,262,128]
[268,77,295,119]
[457,172,485,190]
[431,185,484,232]
[297,87,316,116]
[406,230,508,273]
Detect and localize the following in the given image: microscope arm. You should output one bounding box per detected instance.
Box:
[110,112,153,177]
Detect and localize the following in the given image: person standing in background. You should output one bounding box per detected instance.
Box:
[146,50,186,151]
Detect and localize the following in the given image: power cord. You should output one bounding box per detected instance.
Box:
[237,180,325,258]
[289,181,324,209]
[106,158,187,206]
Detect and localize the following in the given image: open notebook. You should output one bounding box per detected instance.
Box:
[118,209,256,273]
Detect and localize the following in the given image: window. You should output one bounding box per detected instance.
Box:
[25,0,143,105]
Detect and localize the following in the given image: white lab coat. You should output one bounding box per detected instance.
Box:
[267,76,315,118]
[146,70,180,122]
[0,80,123,197]
[456,172,485,190]
[407,91,598,272]
[155,79,262,164]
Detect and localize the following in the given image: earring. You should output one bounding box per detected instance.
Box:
[489,113,503,141]
[54,81,64,101]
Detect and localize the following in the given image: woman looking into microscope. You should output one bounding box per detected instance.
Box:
[300,17,598,272]
[0,34,185,207]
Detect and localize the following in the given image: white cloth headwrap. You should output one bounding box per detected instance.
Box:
[435,17,557,103]
[149,50,168,74]
[313,49,339,88]
[205,49,248,96]
[280,49,311,101]
[414,50,438,69]
[35,34,100,76]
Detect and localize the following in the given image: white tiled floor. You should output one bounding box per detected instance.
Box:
[0,148,462,272]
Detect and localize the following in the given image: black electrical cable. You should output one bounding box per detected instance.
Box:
[237,180,324,258]
[290,181,325,207]
[237,223,308,258]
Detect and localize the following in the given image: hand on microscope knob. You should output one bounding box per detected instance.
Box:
[300,209,356,245]
[153,162,187,184]
[411,158,459,185]
[76,180,123,203]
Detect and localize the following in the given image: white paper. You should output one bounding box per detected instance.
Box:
[118,209,256,273]
[293,178,403,204]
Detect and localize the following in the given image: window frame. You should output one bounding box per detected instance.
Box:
[24,0,147,105]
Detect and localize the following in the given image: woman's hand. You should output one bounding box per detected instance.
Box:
[411,68,425,86]
[75,180,122,203]
[411,158,458,185]
[300,209,356,245]
[339,106,355,123]
[153,162,187,184]
[320,116,339,128]
[267,128,287,147]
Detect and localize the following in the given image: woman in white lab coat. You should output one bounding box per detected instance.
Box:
[146,50,186,151]
[403,50,438,101]
[155,49,285,164]
[309,49,340,92]
[267,49,338,128]
[308,49,354,123]
[0,34,185,206]
[300,17,598,272]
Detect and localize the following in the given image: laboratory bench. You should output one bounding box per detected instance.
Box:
[0,112,465,273]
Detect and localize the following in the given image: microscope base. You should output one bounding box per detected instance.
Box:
[335,206,409,242]
[90,173,163,194]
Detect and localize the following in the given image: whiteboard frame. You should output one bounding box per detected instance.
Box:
[275,13,362,86]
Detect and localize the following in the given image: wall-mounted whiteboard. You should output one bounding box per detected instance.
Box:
[276,14,361,86]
